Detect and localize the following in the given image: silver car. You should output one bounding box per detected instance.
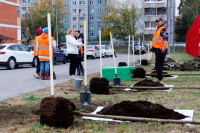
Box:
[86,45,100,59]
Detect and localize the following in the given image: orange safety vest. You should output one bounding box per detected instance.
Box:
[38,33,53,61]
[33,36,39,56]
[80,45,84,56]
[152,26,168,49]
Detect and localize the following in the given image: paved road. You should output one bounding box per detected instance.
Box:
[0,53,151,100]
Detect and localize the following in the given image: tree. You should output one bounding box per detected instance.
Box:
[21,0,67,43]
[176,0,200,41]
[101,0,138,40]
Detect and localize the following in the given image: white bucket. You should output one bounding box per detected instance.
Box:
[73,78,83,89]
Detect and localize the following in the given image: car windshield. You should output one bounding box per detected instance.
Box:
[0,46,6,49]
[60,46,67,49]
[134,42,142,46]
[87,46,94,49]
[96,46,105,49]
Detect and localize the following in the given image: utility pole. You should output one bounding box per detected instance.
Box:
[55,0,58,47]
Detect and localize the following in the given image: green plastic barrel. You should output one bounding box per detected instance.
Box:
[102,66,135,81]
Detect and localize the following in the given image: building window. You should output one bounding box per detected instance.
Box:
[80,25,84,29]
[17,6,21,17]
[98,24,101,28]
[73,17,77,21]
[105,8,108,13]
[89,17,94,21]
[79,9,85,13]
[145,8,156,15]
[151,22,156,27]
[145,22,150,28]
[98,17,102,21]
[90,1,94,5]
[97,8,101,13]
[80,1,85,5]
[23,7,26,11]
[73,9,76,13]
[73,25,77,29]
[80,17,85,20]
[23,0,26,3]
[90,8,94,13]
[90,24,94,29]
[90,32,94,37]
[98,0,102,4]
[72,1,76,5]
[27,0,30,3]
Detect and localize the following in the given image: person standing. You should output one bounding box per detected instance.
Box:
[150,18,168,83]
[66,29,83,79]
[33,29,43,79]
[75,30,84,76]
[37,27,54,80]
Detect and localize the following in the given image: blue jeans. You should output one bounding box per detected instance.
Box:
[40,61,50,73]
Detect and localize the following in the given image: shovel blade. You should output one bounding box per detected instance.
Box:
[113,78,120,86]
[80,91,91,105]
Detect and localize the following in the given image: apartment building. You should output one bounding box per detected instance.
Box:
[143,0,168,41]
[0,0,21,44]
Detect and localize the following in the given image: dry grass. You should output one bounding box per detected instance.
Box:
[1,53,200,133]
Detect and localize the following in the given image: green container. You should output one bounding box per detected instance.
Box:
[102,66,135,81]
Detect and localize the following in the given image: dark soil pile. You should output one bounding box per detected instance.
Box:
[97,101,187,120]
[118,62,127,67]
[134,79,167,91]
[150,71,172,77]
[165,58,175,63]
[141,59,148,66]
[169,61,200,71]
[132,68,146,78]
[90,77,109,94]
[40,97,76,128]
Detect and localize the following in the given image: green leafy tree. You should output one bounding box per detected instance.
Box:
[101,0,138,40]
[22,0,67,43]
[176,0,200,41]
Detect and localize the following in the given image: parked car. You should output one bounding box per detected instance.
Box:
[95,45,113,57]
[54,47,68,64]
[134,42,147,54]
[86,45,101,59]
[0,43,36,69]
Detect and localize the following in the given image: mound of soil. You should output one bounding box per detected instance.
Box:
[134,79,166,91]
[132,68,146,78]
[90,77,109,94]
[97,101,187,120]
[165,58,175,63]
[40,97,76,128]
[118,62,127,67]
[150,71,172,77]
[141,59,148,66]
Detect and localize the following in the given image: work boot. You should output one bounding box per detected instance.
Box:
[40,72,45,80]
[77,68,81,76]
[44,72,50,80]
[81,69,84,76]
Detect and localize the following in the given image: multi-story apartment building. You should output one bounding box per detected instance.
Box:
[143,0,168,41]
[0,0,21,44]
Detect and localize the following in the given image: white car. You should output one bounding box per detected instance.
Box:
[95,45,113,57]
[86,45,101,59]
[0,43,36,69]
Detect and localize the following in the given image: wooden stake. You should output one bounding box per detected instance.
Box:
[132,35,135,67]
[73,111,200,125]
[128,35,130,66]
[99,30,102,77]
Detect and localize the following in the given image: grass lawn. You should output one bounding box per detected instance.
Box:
[1,53,200,133]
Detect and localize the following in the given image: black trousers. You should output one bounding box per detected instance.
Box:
[68,54,78,75]
[77,58,83,69]
[35,56,40,74]
[155,53,166,80]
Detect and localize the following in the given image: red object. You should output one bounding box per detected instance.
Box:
[0,52,5,54]
[185,15,200,57]
[88,50,94,51]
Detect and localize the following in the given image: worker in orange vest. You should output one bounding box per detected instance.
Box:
[33,29,43,79]
[150,18,168,83]
[37,27,54,80]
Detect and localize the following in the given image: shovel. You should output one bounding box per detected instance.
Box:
[80,21,91,105]
[110,32,120,86]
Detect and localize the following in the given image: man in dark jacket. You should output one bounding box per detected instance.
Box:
[150,18,168,83]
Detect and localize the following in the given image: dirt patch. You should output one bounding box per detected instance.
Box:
[132,68,146,78]
[97,100,187,120]
[150,71,173,77]
[133,79,167,91]
[141,59,148,66]
[90,77,109,94]
[118,62,127,67]
[166,61,200,71]
[40,97,76,128]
